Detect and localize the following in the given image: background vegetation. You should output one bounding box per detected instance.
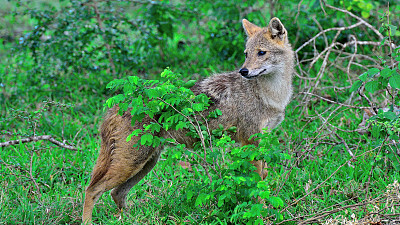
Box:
[1,0,399,224]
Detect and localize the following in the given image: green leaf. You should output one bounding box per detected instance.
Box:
[106,80,116,89]
[186,190,193,201]
[380,68,393,78]
[119,103,128,112]
[389,25,398,36]
[371,124,380,138]
[112,94,125,104]
[390,135,399,141]
[217,196,224,207]
[145,88,161,99]
[381,111,398,120]
[176,121,188,130]
[259,190,271,198]
[106,98,114,108]
[359,72,368,82]
[195,193,207,206]
[193,103,204,111]
[367,68,380,78]
[254,218,264,225]
[151,136,162,147]
[132,129,142,136]
[349,80,362,92]
[141,133,153,145]
[150,123,161,133]
[126,134,133,142]
[41,83,50,90]
[365,81,379,93]
[389,73,400,89]
[128,76,139,85]
[243,204,262,218]
[183,80,196,88]
[160,68,174,78]
[361,11,370,18]
[269,196,284,208]
[128,129,143,143]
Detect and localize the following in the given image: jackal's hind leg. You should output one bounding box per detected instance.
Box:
[83,170,131,225]
[82,148,157,224]
[111,147,161,210]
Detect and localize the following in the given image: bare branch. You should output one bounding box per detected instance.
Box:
[0,135,77,150]
[321,0,384,39]
[299,91,371,109]
[295,22,363,53]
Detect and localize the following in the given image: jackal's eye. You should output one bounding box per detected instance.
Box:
[244,52,248,58]
[258,51,266,56]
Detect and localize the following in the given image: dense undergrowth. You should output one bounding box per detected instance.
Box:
[1,0,399,224]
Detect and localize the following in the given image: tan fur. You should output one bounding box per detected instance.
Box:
[82,17,294,224]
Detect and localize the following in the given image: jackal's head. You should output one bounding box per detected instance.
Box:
[239,17,292,79]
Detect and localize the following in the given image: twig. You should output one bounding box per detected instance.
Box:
[301,30,342,112]
[299,91,371,109]
[295,22,363,53]
[156,97,212,184]
[358,85,378,114]
[277,197,361,224]
[156,97,206,150]
[314,106,355,167]
[312,16,329,48]
[335,133,354,159]
[346,35,358,85]
[29,150,41,198]
[298,198,381,224]
[275,146,380,220]
[29,116,41,198]
[0,135,77,150]
[309,39,388,70]
[321,0,384,40]
[72,125,84,146]
[295,0,304,23]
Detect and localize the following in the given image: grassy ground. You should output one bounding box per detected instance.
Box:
[1,0,400,224]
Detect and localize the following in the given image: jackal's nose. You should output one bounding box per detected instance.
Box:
[239,68,249,76]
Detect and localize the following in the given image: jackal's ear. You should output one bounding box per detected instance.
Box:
[242,19,261,37]
[267,17,288,43]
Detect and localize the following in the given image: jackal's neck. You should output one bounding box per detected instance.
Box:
[254,68,293,112]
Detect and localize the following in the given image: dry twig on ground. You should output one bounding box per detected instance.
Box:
[0,135,77,150]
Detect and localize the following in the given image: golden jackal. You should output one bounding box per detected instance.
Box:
[83,17,294,224]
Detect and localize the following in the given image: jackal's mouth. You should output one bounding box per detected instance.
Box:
[257,69,267,75]
[242,69,267,79]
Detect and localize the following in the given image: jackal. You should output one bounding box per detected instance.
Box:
[82,17,294,224]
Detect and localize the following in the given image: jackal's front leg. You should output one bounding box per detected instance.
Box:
[250,160,268,180]
[240,140,268,180]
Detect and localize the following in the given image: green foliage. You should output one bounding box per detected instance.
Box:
[106,68,209,147]
[183,132,287,224]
